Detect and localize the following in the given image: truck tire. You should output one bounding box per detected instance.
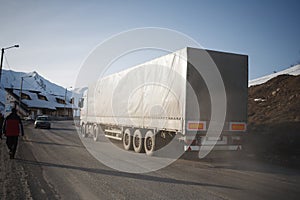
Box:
[123,128,133,150]
[81,124,87,138]
[133,129,144,153]
[144,130,155,156]
[93,125,99,142]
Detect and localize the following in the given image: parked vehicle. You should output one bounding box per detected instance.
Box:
[24,115,35,122]
[34,115,51,129]
[79,47,248,155]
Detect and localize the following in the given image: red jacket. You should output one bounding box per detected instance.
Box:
[2,112,24,137]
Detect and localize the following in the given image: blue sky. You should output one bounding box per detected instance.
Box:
[0,0,299,87]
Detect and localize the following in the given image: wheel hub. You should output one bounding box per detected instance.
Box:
[146,138,152,150]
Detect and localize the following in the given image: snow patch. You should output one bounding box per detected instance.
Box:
[249,64,300,86]
[254,98,266,102]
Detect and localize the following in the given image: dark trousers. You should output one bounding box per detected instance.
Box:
[6,136,19,156]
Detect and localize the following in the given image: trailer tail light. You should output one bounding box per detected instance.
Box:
[230,122,247,132]
[187,121,206,131]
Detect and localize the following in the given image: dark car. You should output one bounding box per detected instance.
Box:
[34,115,51,129]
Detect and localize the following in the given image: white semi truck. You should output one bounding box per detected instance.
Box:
[79,47,248,155]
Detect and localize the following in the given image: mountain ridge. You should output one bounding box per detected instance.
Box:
[249,64,300,86]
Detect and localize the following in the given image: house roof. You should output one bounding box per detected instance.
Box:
[7,89,76,110]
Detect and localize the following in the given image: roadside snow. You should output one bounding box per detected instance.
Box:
[254,98,266,102]
[0,139,32,200]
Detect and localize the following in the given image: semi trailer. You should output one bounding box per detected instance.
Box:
[79,47,248,156]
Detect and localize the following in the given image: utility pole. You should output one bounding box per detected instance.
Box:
[19,77,24,113]
[64,86,72,117]
[64,87,67,117]
[19,75,32,116]
[0,48,4,83]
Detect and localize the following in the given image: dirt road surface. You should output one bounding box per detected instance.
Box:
[1,121,300,200]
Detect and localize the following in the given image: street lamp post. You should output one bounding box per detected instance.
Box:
[0,45,19,83]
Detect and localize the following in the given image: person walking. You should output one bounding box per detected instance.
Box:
[1,108,24,159]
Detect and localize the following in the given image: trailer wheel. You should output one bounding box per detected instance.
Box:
[81,124,87,138]
[144,130,155,156]
[93,125,100,142]
[133,129,144,153]
[123,128,133,150]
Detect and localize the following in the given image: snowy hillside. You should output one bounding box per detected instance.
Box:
[249,64,300,86]
[0,69,80,111]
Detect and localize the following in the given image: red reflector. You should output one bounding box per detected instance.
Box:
[187,121,206,131]
[230,122,246,131]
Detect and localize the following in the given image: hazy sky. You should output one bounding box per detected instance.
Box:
[0,0,299,87]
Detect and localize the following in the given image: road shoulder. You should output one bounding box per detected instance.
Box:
[0,137,32,200]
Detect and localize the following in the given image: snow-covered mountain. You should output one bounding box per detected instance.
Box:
[249,64,300,86]
[0,69,80,111]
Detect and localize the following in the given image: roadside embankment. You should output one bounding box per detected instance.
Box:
[0,137,32,200]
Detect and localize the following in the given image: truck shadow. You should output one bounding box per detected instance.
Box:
[16,158,240,190]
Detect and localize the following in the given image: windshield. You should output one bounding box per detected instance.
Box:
[37,117,49,121]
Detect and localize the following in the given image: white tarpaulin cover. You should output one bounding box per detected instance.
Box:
[86,48,188,132]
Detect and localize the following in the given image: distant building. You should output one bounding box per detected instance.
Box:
[5,88,77,119]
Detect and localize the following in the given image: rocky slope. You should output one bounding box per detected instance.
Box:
[248,74,300,125]
[246,74,300,167]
